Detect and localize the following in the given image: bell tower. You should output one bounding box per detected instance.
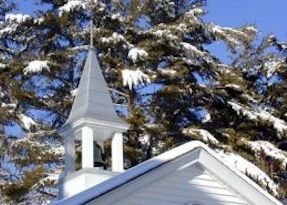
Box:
[58,22,129,199]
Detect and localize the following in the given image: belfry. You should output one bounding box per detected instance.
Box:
[58,23,129,199]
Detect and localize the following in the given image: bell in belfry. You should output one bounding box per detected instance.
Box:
[93,142,106,169]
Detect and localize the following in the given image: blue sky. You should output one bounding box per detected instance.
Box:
[204,0,287,62]
[205,0,287,40]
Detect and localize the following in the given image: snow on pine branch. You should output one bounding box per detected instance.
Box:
[111,13,124,21]
[36,169,62,190]
[101,32,133,49]
[19,114,38,130]
[12,137,64,157]
[59,0,83,16]
[228,101,287,138]
[5,13,31,24]
[209,25,240,48]
[184,7,204,25]
[209,25,257,49]
[1,103,17,113]
[58,0,105,16]
[128,48,148,63]
[180,42,206,57]
[24,60,50,75]
[152,29,178,41]
[122,69,151,90]
[246,140,287,166]
[0,24,18,37]
[217,150,278,195]
[182,127,278,194]
[264,58,284,78]
[224,84,241,91]
[0,63,6,69]
[182,128,219,145]
[158,68,177,77]
[70,88,78,97]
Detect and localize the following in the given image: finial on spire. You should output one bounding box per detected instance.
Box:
[90,19,94,48]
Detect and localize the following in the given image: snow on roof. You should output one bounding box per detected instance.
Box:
[216,149,278,195]
[121,69,151,90]
[5,13,31,24]
[182,128,219,144]
[247,140,287,166]
[54,141,205,205]
[228,101,287,138]
[53,141,281,205]
[128,48,148,63]
[24,60,50,75]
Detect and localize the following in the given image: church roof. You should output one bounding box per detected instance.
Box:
[53,141,282,205]
[62,48,128,130]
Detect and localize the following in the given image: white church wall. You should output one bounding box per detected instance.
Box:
[109,164,247,205]
[60,169,117,200]
[62,174,86,198]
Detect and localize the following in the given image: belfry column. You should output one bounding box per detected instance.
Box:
[82,126,94,168]
[64,135,75,174]
[112,132,124,172]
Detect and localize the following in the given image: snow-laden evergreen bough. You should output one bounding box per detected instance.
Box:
[0,0,286,204]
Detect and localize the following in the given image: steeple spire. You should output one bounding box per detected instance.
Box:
[90,20,93,48]
[58,20,129,200]
[63,49,127,128]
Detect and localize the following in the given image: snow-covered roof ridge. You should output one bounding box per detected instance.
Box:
[52,141,282,205]
[52,141,204,205]
[217,149,279,195]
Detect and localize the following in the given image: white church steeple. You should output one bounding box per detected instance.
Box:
[58,22,129,199]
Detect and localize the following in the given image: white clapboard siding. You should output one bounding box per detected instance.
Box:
[114,164,247,205]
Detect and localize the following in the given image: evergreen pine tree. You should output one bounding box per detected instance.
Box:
[0,0,286,203]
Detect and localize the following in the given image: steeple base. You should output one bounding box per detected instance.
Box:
[58,168,121,200]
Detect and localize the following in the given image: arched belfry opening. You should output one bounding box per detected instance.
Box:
[58,22,129,199]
